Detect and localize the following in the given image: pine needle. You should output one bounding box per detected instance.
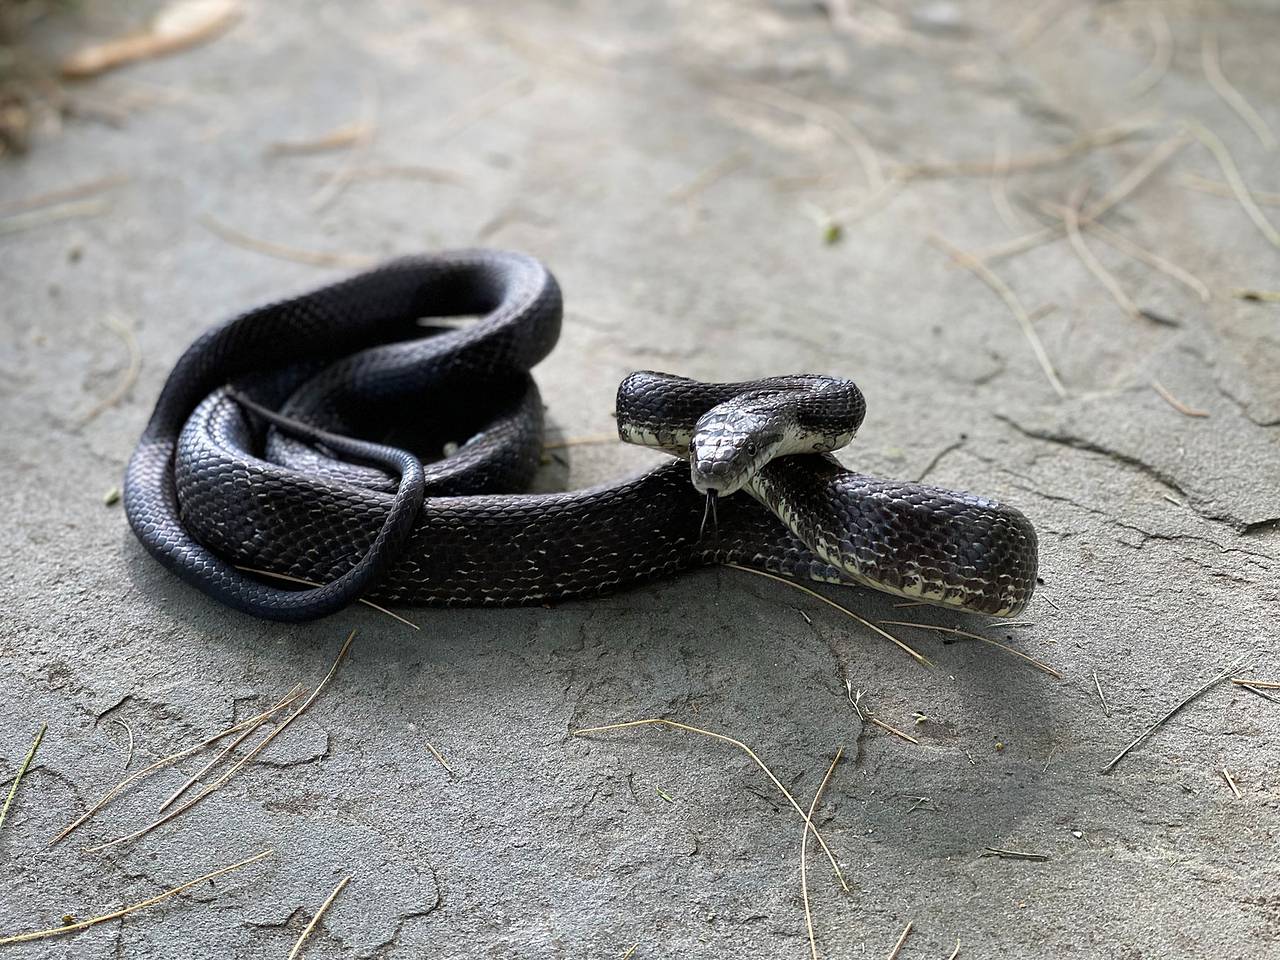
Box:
[234,566,419,630]
[1151,380,1209,418]
[801,748,843,960]
[52,686,303,846]
[886,920,913,960]
[1128,6,1172,97]
[877,621,1062,679]
[0,724,47,838]
[199,215,377,268]
[0,849,273,946]
[1201,26,1276,150]
[287,875,351,959]
[928,234,1067,398]
[1187,121,1280,248]
[1101,657,1249,773]
[725,564,931,666]
[86,632,357,852]
[573,718,848,891]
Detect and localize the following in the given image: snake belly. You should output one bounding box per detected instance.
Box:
[124,250,1038,621]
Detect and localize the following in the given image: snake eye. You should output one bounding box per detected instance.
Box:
[744,440,757,457]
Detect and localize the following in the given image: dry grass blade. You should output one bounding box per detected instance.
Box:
[878,621,1062,679]
[725,564,931,666]
[86,632,357,852]
[1180,174,1280,207]
[901,119,1149,180]
[668,151,749,203]
[1102,657,1249,773]
[53,686,304,845]
[235,566,419,630]
[0,199,111,236]
[1080,220,1210,303]
[267,122,370,157]
[1128,5,1172,97]
[104,717,135,770]
[573,718,848,891]
[0,848,272,946]
[199,215,377,268]
[1093,671,1111,718]
[80,313,142,425]
[1187,121,1280,248]
[1061,188,1141,321]
[802,748,843,960]
[1221,769,1242,800]
[1201,26,1276,150]
[0,175,128,216]
[287,875,351,960]
[155,686,303,813]
[61,0,242,78]
[886,919,913,960]
[947,940,961,960]
[1151,380,1209,418]
[425,742,455,776]
[1233,289,1280,302]
[927,235,1067,398]
[0,723,46,838]
[972,130,1189,265]
[726,81,885,190]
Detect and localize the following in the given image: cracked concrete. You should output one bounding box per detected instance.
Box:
[2,1,1278,957]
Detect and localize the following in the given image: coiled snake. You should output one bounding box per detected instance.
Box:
[124,250,1038,622]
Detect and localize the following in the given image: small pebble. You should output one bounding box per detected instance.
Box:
[1072,831,1083,839]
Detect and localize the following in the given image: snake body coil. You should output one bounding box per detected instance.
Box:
[124,250,1038,622]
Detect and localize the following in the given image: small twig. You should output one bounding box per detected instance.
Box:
[1093,672,1111,718]
[1101,657,1249,774]
[0,849,273,946]
[573,718,848,891]
[1221,769,1242,800]
[801,748,843,960]
[878,621,1062,679]
[928,234,1066,397]
[87,632,358,852]
[103,717,135,771]
[0,724,47,838]
[1187,121,1280,249]
[1128,5,1172,97]
[982,847,1050,862]
[1151,380,1209,418]
[1201,26,1276,150]
[425,741,455,777]
[79,313,142,425]
[1232,678,1280,690]
[725,565,930,666]
[287,875,351,960]
[886,920,913,960]
[199,215,377,268]
[234,567,418,630]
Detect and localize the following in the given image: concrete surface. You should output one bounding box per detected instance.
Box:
[2,1,1278,957]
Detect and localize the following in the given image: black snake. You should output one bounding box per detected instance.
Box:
[124,250,1038,622]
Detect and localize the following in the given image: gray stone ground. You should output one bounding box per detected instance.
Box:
[2,1,1278,957]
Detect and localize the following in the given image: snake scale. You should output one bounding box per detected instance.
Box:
[124,250,1038,622]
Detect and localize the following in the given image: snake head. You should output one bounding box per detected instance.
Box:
[690,407,785,497]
